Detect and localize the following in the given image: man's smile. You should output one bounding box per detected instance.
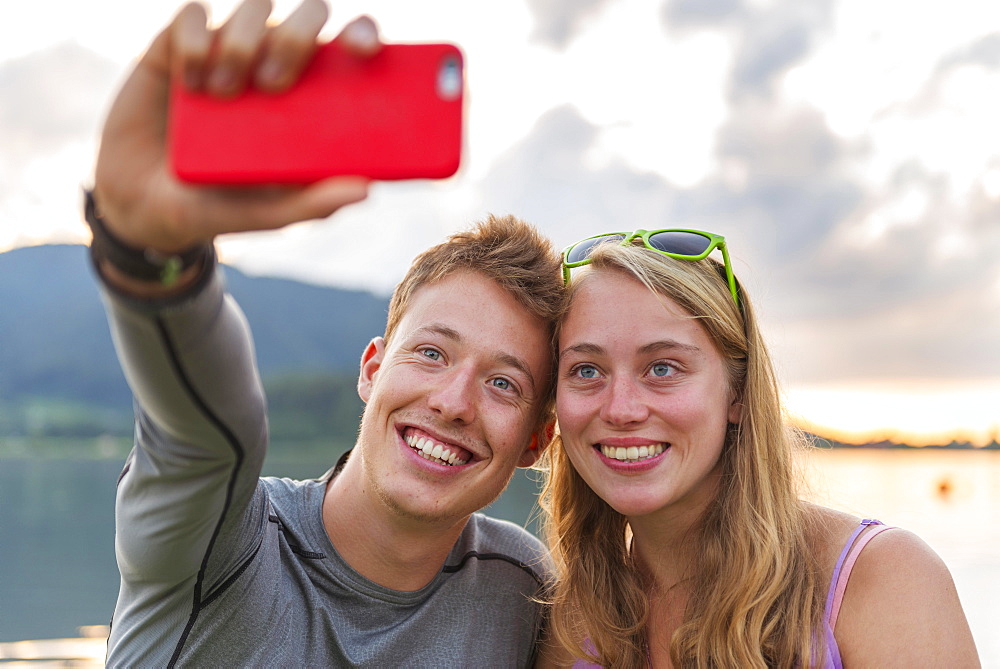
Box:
[403,427,473,466]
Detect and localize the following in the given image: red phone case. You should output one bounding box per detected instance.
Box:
[169,42,464,184]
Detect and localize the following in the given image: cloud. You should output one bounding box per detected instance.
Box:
[696,105,1000,383]
[661,0,745,28]
[220,177,484,296]
[466,96,1000,386]
[490,2,1000,387]
[0,42,120,247]
[938,31,1000,70]
[470,3,1000,388]
[705,101,863,253]
[475,104,680,247]
[902,32,1000,117]
[524,0,616,49]
[0,42,119,160]
[729,18,814,98]
[653,0,1000,384]
[661,0,834,99]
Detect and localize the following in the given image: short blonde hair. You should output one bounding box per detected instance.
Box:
[384,214,563,420]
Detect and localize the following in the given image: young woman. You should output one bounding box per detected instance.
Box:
[538,230,979,668]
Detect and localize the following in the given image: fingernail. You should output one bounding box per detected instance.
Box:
[344,18,378,49]
[257,59,285,89]
[208,65,237,94]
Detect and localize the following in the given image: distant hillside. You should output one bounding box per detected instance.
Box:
[0,244,390,409]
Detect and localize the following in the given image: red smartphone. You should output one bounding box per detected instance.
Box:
[168,41,464,184]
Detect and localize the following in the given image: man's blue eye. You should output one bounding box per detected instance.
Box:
[422,349,441,360]
[651,363,672,377]
[491,378,511,390]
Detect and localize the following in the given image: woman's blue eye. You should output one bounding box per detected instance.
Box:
[490,378,511,391]
[651,363,672,377]
[421,348,441,360]
[577,365,598,379]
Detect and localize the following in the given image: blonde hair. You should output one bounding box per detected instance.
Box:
[540,242,823,667]
[384,214,563,420]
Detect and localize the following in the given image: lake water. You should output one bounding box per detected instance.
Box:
[1,448,997,665]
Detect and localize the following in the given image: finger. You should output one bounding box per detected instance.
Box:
[335,15,381,58]
[207,0,273,96]
[171,2,213,90]
[192,178,370,235]
[255,0,329,92]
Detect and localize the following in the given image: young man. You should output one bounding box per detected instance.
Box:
[89,1,562,665]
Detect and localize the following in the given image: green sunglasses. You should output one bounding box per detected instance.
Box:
[561,228,740,306]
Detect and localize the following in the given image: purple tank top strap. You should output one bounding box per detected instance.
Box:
[822,520,878,623]
[827,519,898,630]
[821,518,898,669]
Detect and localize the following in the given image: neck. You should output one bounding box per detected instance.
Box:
[321,455,469,592]
[629,514,699,593]
[627,474,719,592]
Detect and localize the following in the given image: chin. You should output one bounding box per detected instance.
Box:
[598,491,674,519]
[380,482,492,526]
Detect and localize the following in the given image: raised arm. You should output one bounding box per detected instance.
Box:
[93,0,379,584]
[91,0,375,298]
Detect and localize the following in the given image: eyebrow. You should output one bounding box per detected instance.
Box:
[639,339,702,356]
[417,324,537,391]
[560,339,701,359]
[417,324,462,341]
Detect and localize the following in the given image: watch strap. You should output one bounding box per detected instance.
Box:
[83,189,213,286]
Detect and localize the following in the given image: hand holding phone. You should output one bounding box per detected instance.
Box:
[169,41,465,184]
[92,3,381,262]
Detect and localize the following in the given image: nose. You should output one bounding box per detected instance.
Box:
[599,376,649,427]
[427,365,477,425]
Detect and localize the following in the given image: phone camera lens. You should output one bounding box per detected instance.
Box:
[437,57,462,101]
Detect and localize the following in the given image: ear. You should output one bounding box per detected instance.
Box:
[517,419,557,468]
[357,337,385,403]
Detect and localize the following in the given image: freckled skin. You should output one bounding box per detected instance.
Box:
[354,270,551,525]
[557,271,739,523]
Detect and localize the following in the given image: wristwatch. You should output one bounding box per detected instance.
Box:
[83,189,213,287]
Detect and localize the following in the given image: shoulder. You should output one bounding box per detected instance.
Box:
[464,513,546,552]
[827,519,980,666]
[800,503,863,571]
[453,514,551,583]
[259,475,306,499]
[259,475,326,516]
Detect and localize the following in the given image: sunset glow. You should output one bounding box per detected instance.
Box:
[786,380,1000,446]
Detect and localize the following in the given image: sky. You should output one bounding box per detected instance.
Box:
[2,0,999,445]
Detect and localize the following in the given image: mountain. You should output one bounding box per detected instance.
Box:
[0,244,390,409]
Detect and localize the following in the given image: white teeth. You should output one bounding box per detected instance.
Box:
[404,432,469,466]
[600,443,666,463]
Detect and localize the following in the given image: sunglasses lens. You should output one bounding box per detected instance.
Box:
[646,231,713,257]
[565,235,626,265]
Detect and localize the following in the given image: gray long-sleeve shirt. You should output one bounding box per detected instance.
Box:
[102,266,548,667]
